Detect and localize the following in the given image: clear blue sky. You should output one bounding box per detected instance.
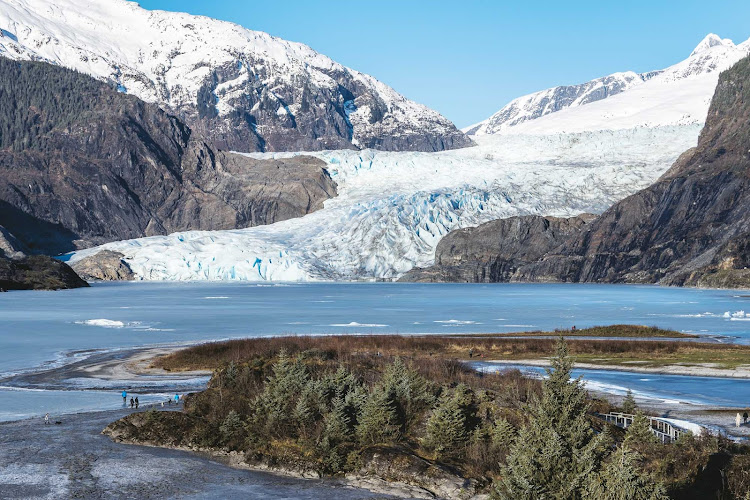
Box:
[139,0,750,128]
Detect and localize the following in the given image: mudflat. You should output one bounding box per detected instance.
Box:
[0,408,389,499]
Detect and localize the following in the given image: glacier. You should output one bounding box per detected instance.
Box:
[69,126,701,281]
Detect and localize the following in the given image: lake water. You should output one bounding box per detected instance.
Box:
[2,282,750,420]
[472,362,750,408]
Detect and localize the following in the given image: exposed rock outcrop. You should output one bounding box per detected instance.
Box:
[400,214,595,282]
[0,255,88,290]
[0,57,337,255]
[0,225,28,259]
[71,251,134,281]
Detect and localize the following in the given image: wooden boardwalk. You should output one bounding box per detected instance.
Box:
[598,412,695,443]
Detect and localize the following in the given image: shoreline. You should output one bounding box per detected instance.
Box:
[478,358,750,379]
[0,408,394,499]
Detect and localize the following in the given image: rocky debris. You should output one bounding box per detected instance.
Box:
[353,446,481,499]
[0,255,88,290]
[104,411,197,448]
[71,251,134,281]
[0,225,28,259]
[0,57,337,255]
[400,214,595,282]
[1,409,382,499]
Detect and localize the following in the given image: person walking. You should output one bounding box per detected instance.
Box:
[174,394,180,405]
[130,397,134,408]
[135,397,139,409]
[44,413,50,425]
[744,412,748,425]
[736,412,742,428]
[122,390,127,404]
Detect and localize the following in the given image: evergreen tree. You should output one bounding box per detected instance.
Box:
[624,411,659,447]
[255,350,309,437]
[585,446,668,500]
[323,396,354,445]
[424,384,479,459]
[495,337,610,499]
[379,357,436,436]
[294,379,324,439]
[622,389,637,414]
[219,410,245,449]
[356,385,401,445]
[491,417,517,450]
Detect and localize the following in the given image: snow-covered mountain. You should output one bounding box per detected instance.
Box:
[467,34,750,135]
[0,0,470,152]
[63,32,750,282]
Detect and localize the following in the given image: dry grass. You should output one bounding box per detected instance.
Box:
[152,325,746,373]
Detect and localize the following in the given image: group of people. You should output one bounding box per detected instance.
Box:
[735,411,749,427]
[121,391,182,409]
[43,391,184,424]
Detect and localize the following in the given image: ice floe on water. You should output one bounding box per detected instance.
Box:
[434,319,480,325]
[75,319,126,328]
[204,296,230,299]
[73,319,173,331]
[329,322,388,327]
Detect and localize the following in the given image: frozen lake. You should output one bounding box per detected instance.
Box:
[2,282,750,420]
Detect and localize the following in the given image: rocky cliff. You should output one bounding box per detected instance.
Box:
[0,254,88,290]
[417,55,750,288]
[0,57,337,254]
[400,214,595,282]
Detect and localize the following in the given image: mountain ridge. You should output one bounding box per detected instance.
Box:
[0,0,471,153]
[467,33,750,136]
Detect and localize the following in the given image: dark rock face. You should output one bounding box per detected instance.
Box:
[418,55,750,288]
[182,60,474,153]
[0,58,337,255]
[400,215,595,282]
[71,250,134,281]
[0,255,88,290]
[0,225,28,259]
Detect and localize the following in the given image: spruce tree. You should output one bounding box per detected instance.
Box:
[495,337,609,499]
[622,389,637,414]
[424,384,479,459]
[255,350,309,437]
[323,395,354,445]
[379,357,436,436]
[624,411,659,447]
[491,417,516,450]
[219,410,245,449]
[356,385,401,445]
[585,446,668,500]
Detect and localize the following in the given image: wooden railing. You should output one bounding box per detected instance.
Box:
[597,412,695,444]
